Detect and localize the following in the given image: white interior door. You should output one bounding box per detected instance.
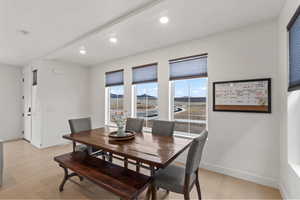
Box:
[23,66,32,142]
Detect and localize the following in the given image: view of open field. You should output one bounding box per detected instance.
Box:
[109,95,206,134]
[174,100,206,134]
[108,78,207,134]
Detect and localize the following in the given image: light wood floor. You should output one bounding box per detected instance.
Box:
[0,140,281,199]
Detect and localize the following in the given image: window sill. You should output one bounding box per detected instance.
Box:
[289,163,300,179]
[105,124,198,140]
[174,131,201,139]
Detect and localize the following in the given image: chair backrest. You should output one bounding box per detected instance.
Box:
[185,130,208,175]
[125,118,144,133]
[0,140,3,186]
[69,117,92,134]
[151,120,175,136]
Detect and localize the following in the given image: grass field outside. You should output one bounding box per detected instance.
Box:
[109,96,206,134]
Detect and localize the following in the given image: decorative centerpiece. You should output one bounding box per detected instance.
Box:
[109,111,136,141]
[112,111,127,137]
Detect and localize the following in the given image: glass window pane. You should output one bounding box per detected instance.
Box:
[189,122,206,134]
[136,82,158,128]
[109,85,124,123]
[173,78,207,135]
[174,121,189,133]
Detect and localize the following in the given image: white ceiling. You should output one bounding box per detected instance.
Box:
[0,0,285,66]
[0,0,155,66]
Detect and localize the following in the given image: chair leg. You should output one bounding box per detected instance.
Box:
[161,189,170,199]
[183,174,191,200]
[195,178,202,200]
[184,192,190,200]
[195,169,202,200]
[145,186,151,200]
[151,184,157,200]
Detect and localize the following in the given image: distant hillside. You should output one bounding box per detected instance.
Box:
[110,93,205,102]
[110,94,123,98]
[137,94,157,100]
[175,97,206,102]
[110,93,157,99]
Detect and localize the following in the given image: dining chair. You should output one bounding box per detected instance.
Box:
[69,117,105,158]
[125,118,144,133]
[153,130,208,200]
[0,140,3,186]
[111,118,145,170]
[151,120,175,136]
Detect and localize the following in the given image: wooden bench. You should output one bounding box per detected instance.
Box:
[54,152,151,200]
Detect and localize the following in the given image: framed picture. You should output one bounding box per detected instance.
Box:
[213,78,271,113]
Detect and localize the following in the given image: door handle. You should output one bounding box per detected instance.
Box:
[27,114,31,116]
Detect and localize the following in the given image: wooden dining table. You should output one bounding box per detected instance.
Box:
[62,127,193,200]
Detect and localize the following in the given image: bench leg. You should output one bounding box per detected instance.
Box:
[68,172,84,181]
[59,165,84,192]
[59,166,68,192]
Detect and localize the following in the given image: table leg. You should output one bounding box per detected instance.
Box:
[124,158,128,168]
[109,152,113,162]
[150,166,157,200]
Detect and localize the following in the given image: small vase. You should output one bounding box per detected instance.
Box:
[117,126,125,137]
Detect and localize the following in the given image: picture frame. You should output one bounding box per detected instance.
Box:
[213,78,271,113]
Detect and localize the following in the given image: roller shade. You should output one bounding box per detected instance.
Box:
[105,70,124,87]
[288,6,300,91]
[132,63,157,84]
[169,54,208,80]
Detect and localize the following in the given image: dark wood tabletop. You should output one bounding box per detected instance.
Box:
[63,127,192,168]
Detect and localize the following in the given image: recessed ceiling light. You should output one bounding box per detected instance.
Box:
[159,16,169,24]
[79,47,87,55]
[18,29,30,35]
[109,37,118,44]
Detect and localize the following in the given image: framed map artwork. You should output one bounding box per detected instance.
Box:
[213,78,271,113]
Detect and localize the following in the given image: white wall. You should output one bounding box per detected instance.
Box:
[278,0,300,198]
[29,60,91,148]
[0,64,22,141]
[90,20,280,188]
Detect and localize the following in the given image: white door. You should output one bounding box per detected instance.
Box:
[23,66,32,142]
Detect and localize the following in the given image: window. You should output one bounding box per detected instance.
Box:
[105,70,124,125]
[107,85,124,123]
[288,6,300,91]
[132,63,158,129]
[169,54,208,135]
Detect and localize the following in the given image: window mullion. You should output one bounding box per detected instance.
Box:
[188,83,191,135]
[146,88,149,128]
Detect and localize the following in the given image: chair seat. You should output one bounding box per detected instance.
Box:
[154,164,196,193]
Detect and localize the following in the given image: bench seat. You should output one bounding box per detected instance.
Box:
[54,152,151,200]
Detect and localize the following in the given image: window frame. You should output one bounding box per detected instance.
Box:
[105,85,124,126]
[169,54,208,136]
[169,78,208,137]
[132,82,159,131]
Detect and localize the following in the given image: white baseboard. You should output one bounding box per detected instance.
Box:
[279,183,290,200]
[200,162,279,189]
